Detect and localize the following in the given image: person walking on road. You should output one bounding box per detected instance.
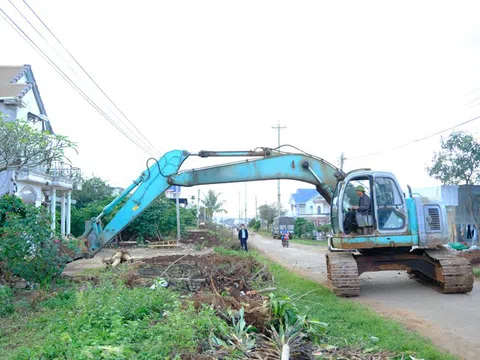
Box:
[238,224,249,251]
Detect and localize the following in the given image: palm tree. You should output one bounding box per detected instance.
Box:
[201,189,227,222]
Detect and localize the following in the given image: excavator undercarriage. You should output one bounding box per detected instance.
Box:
[326,248,474,297]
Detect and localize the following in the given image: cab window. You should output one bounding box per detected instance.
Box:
[374,177,406,230]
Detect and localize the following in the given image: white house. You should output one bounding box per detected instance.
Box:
[288,188,330,226]
[0,65,82,237]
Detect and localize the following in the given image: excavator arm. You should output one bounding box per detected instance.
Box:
[81,148,344,256]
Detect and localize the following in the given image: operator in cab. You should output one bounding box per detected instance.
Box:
[343,185,371,234]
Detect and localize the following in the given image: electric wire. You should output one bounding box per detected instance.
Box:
[0,6,155,156]
[347,114,480,160]
[21,0,161,156]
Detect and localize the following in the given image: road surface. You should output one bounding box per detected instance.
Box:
[251,234,479,360]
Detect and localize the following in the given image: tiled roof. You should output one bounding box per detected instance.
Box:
[291,189,319,204]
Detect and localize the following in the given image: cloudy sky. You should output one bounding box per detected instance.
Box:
[1,0,480,220]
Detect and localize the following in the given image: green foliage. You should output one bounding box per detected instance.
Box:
[294,218,315,238]
[124,196,197,241]
[201,189,227,222]
[72,176,114,208]
[0,112,76,173]
[70,196,116,237]
[248,218,256,227]
[0,194,27,228]
[0,285,14,317]
[473,268,480,278]
[253,220,261,231]
[0,278,225,359]
[258,203,286,229]
[428,130,480,185]
[0,199,73,286]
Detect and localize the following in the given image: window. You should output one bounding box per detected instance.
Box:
[375,177,406,231]
[310,205,313,214]
[298,204,305,215]
[317,205,321,214]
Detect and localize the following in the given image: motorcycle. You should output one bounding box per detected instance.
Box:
[281,233,289,248]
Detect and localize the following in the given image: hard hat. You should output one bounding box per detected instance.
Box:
[355,185,365,192]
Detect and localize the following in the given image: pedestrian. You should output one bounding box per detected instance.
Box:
[238,223,249,251]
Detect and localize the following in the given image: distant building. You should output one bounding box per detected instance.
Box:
[0,65,82,237]
[165,185,188,207]
[288,188,330,226]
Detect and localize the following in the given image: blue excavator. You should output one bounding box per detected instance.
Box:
[81,147,474,297]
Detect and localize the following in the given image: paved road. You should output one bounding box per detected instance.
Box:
[250,234,480,360]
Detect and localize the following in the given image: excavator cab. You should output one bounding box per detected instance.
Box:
[329,170,409,249]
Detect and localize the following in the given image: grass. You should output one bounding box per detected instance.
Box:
[473,267,480,278]
[1,245,454,360]
[289,238,328,247]
[0,270,224,360]
[216,247,456,360]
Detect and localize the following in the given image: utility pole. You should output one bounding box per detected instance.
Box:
[245,182,247,224]
[175,186,181,243]
[272,121,286,219]
[339,152,345,171]
[197,189,200,227]
[238,191,241,226]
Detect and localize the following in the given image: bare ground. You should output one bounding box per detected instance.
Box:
[251,234,480,360]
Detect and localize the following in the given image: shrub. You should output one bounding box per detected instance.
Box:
[0,196,74,286]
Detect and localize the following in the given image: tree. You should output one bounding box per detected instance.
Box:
[0,113,76,173]
[122,195,196,242]
[258,202,286,230]
[72,176,114,208]
[294,218,315,238]
[427,130,480,230]
[201,189,227,222]
[248,218,257,227]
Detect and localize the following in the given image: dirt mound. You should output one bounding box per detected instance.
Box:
[457,249,480,265]
[180,230,220,247]
[138,253,271,292]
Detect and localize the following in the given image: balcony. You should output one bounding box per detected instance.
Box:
[16,162,82,191]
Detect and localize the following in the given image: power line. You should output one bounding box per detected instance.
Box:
[0,5,157,157]
[348,114,480,160]
[22,0,161,156]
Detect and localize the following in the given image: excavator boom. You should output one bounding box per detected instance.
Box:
[82,148,343,255]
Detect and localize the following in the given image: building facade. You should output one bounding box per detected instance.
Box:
[288,188,330,226]
[0,65,82,237]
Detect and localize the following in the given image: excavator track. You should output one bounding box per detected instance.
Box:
[326,252,360,297]
[408,249,474,294]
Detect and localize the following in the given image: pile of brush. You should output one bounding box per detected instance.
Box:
[102,249,134,268]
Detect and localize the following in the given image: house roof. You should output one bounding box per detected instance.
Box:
[0,66,32,100]
[291,189,319,204]
[0,64,52,132]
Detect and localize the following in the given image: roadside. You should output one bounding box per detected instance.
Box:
[251,233,480,360]
[1,228,455,359]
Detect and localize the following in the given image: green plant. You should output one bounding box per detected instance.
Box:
[212,308,257,357]
[201,189,227,223]
[294,218,315,238]
[254,220,261,231]
[0,202,73,286]
[0,285,14,317]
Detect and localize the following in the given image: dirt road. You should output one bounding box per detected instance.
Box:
[251,234,479,360]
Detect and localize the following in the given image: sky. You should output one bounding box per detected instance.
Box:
[1,0,480,221]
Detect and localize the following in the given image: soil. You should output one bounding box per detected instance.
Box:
[179,229,220,247]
